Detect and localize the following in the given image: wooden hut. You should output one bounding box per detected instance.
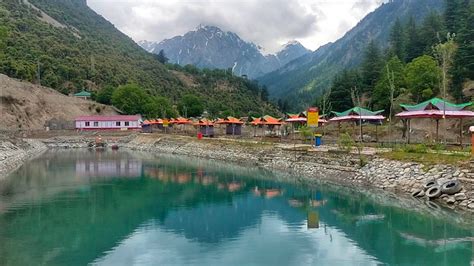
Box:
[216,117,244,135]
[171,117,193,134]
[194,119,215,137]
[251,115,284,137]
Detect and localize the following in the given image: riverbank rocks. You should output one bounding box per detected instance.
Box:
[0,138,47,178]
[454,193,467,201]
[345,157,474,211]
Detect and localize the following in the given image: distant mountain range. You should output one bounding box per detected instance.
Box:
[138,25,310,79]
[257,0,445,109]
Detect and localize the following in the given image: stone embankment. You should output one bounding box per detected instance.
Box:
[2,133,473,212]
[0,138,47,178]
[353,159,474,211]
[125,135,474,212]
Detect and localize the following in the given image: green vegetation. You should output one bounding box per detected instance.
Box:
[94,85,114,105]
[321,0,473,113]
[337,133,355,153]
[178,94,204,118]
[405,55,440,101]
[0,0,278,117]
[381,147,471,166]
[298,126,314,143]
[111,84,176,118]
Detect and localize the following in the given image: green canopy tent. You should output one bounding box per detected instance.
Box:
[329,107,385,142]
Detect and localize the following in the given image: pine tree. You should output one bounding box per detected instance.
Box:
[444,0,461,34]
[405,16,424,62]
[154,49,169,64]
[389,18,406,62]
[419,11,446,54]
[361,40,384,94]
[451,1,474,99]
[373,56,406,111]
[329,69,362,111]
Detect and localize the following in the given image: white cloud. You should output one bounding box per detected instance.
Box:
[87,0,384,53]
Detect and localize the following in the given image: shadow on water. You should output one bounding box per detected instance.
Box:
[0,149,472,265]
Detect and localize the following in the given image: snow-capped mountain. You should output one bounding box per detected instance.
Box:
[137,40,156,53]
[276,41,311,67]
[138,25,310,79]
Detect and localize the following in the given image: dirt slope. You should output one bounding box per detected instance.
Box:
[0,74,118,130]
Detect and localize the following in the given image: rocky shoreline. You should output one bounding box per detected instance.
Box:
[0,138,47,179]
[1,133,473,213]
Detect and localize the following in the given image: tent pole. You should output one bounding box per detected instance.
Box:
[352,122,356,141]
[408,119,411,144]
[376,124,378,143]
[460,118,463,146]
[436,119,439,143]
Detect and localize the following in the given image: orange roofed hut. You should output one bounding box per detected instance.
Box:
[141,118,164,133]
[250,115,284,137]
[215,116,244,135]
[171,117,193,134]
[194,119,215,137]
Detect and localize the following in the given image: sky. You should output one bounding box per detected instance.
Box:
[88,0,387,54]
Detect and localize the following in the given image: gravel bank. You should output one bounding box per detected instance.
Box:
[0,138,47,178]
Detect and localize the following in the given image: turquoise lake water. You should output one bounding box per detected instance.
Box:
[0,150,472,266]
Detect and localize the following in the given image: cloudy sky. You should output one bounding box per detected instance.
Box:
[88,0,386,53]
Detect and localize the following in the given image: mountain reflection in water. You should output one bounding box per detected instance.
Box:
[0,150,472,266]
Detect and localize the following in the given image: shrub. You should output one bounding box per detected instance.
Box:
[338,133,355,153]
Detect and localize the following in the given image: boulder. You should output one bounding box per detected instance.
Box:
[454,193,467,201]
[446,196,456,204]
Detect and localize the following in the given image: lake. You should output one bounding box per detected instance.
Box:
[0,150,472,265]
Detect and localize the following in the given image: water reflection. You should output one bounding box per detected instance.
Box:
[0,150,472,266]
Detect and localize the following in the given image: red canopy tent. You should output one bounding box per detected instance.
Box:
[395,98,474,144]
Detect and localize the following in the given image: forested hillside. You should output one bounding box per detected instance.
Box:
[322,0,474,115]
[0,0,277,118]
[258,0,444,111]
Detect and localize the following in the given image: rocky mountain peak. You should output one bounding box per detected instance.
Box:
[138,25,310,78]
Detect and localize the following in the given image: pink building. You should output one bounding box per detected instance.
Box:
[75,115,142,130]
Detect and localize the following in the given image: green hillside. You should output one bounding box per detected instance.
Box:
[0,0,277,118]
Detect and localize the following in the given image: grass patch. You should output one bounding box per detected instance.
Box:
[381,150,471,167]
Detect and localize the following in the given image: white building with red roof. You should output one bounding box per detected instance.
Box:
[75,115,142,130]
